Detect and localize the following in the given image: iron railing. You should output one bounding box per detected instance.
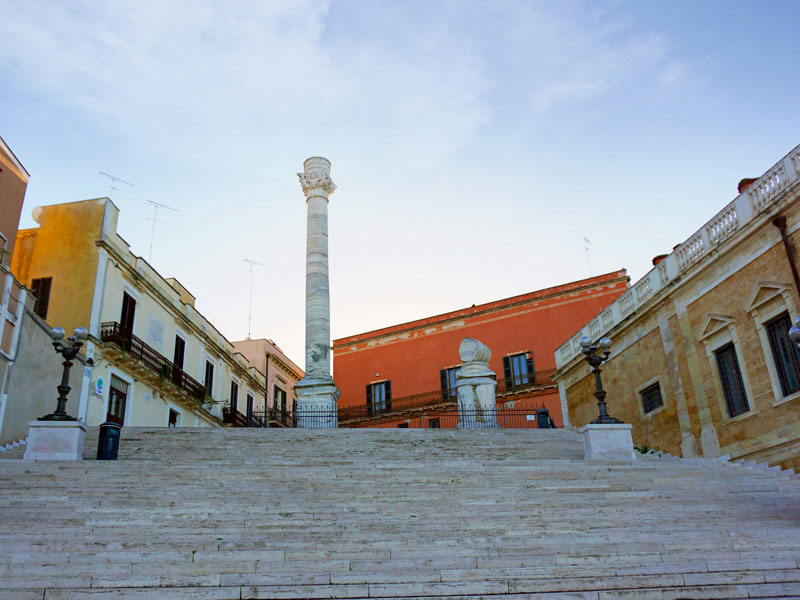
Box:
[292,407,555,429]
[100,321,207,403]
[339,368,557,420]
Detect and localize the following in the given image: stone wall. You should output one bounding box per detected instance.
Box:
[1,309,84,444]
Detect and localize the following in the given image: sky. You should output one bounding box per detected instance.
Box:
[2,0,799,369]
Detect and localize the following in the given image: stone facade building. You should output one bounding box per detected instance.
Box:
[332,271,629,427]
[552,143,800,470]
[11,198,267,428]
[232,338,304,424]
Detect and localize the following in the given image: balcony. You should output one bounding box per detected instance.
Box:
[335,368,557,426]
[100,321,210,409]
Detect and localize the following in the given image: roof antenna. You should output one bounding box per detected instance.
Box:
[146,199,178,263]
[244,258,268,339]
[584,236,592,277]
[99,171,134,199]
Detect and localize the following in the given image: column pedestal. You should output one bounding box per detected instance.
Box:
[24,420,87,461]
[295,377,339,428]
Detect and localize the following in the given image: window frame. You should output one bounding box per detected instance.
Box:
[637,379,665,416]
[30,277,52,320]
[366,380,391,415]
[714,342,750,418]
[440,365,461,400]
[503,352,535,390]
[744,282,800,407]
[764,312,800,398]
[699,314,756,424]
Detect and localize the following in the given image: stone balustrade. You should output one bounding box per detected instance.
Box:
[556,142,800,368]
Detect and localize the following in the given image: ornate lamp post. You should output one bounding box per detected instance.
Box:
[580,336,623,425]
[788,316,800,347]
[40,326,89,422]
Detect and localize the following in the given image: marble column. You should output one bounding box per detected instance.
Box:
[294,157,339,428]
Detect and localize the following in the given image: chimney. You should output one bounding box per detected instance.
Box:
[738,178,757,193]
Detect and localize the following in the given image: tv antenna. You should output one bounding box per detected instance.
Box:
[99,171,134,199]
[584,236,592,277]
[244,258,268,339]
[146,199,178,263]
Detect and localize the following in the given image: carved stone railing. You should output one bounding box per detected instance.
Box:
[556,142,800,369]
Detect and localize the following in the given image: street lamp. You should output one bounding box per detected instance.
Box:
[789,315,800,347]
[40,326,90,422]
[580,336,623,425]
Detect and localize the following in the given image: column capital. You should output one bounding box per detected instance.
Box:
[298,156,336,200]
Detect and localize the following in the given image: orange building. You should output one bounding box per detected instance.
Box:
[0,135,30,268]
[332,270,629,427]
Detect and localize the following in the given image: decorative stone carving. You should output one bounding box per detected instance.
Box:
[455,338,498,429]
[294,156,339,428]
[298,156,337,200]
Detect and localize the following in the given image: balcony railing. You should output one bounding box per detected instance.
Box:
[100,321,207,403]
[292,407,556,429]
[338,368,556,420]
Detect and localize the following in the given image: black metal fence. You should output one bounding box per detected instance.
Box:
[281,407,556,429]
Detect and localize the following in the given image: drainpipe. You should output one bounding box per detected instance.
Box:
[772,216,800,298]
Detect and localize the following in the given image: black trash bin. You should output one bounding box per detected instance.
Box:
[536,409,555,429]
[97,421,122,460]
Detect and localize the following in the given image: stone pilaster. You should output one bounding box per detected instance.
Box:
[294,157,339,428]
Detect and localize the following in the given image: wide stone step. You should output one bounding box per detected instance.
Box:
[2,428,800,597]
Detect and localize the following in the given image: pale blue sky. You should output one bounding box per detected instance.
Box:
[2,1,798,368]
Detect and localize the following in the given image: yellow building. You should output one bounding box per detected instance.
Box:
[553,143,800,470]
[11,198,267,428]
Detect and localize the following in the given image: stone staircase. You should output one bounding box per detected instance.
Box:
[1,427,800,599]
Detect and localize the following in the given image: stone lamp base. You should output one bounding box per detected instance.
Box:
[24,420,87,460]
[580,423,634,461]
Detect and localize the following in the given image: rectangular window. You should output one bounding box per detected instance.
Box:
[230,381,239,413]
[246,393,254,417]
[398,423,409,428]
[107,375,128,426]
[204,360,214,398]
[30,277,52,320]
[120,292,136,334]
[503,352,535,389]
[173,336,185,369]
[715,343,750,418]
[172,335,186,386]
[640,382,664,414]
[274,385,286,412]
[366,381,391,415]
[765,312,800,397]
[440,366,461,399]
[168,408,180,427]
[428,418,440,429]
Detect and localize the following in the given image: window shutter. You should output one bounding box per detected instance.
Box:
[440,369,447,391]
[526,352,535,384]
[503,356,511,384]
[385,381,392,410]
[366,384,373,412]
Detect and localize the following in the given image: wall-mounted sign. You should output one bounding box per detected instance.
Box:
[526,414,536,421]
[95,377,104,397]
